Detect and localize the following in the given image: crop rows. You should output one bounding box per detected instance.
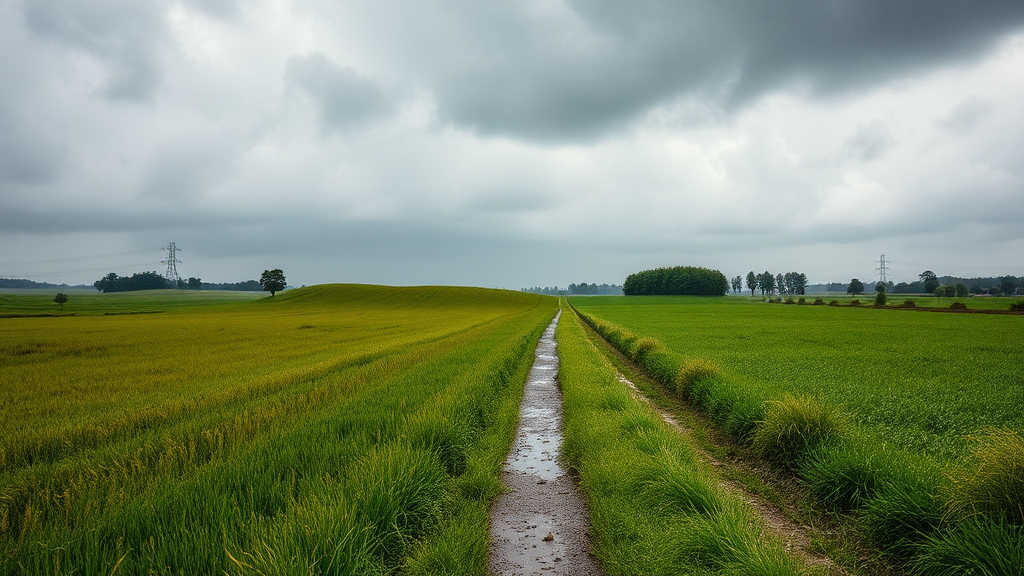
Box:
[1,285,556,574]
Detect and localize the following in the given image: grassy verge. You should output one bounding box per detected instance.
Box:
[556,301,809,575]
[569,301,1023,575]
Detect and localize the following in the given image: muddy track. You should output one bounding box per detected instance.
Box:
[488,311,603,575]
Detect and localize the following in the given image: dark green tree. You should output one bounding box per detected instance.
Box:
[187,277,202,290]
[920,271,940,294]
[746,271,757,296]
[874,282,887,305]
[758,271,775,297]
[54,293,68,311]
[847,278,865,296]
[731,275,743,293]
[260,269,287,296]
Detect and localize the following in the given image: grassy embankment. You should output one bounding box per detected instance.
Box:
[556,301,812,575]
[1,285,556,575]
[570,296,1023,575]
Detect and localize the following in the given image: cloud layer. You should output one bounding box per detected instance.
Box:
[1,0,1023,287]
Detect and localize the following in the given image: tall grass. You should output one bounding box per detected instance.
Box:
[1,285,555,574]
[558,303,807,575]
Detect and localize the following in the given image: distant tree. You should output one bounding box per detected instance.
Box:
[847,278,865,296]
[731,275,743,294]
[54,293,68,311]
[187,277,202,290]
[920,271,940,294]
[746,271,757,296]
[776,273,785,296]
[260,269,287,296]
[934,284,955,299]
[874,282,887,306]
[758,271,775,297]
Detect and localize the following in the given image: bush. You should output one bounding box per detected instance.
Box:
[798,297,806,304]
[900,300,917,308]
[1010,299,1024,312]
[875,291,887,306]
[828,300,839,306]
[783,298,795,304]
[750,394,849,471]
[949,302,967,310]
[813,298,825,305]
[944,428,1024,525]
[850,300,861,306]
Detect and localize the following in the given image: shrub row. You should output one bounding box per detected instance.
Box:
[573,306,1024,575]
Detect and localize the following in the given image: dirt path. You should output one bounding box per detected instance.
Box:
[615,373,843,573]
[488,311,603,575]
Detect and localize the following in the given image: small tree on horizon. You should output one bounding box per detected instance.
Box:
[847,278,865,296]
[746,271,757,296]
[54,293,68,311]
[260,269,287,296]
[874,281,887,305]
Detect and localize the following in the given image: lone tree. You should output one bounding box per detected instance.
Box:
[54,293,68,311]
[260,269,286,296]
[847,278,865,296]
[874,282,887,306]
[746,271,758,296]
[920,271,940,294]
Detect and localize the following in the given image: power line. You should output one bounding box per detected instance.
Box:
[162,242,181,285]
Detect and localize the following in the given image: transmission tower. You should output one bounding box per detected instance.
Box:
[876,254,889,285]
[162,242,182,286]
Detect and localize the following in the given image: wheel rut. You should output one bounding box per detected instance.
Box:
[488,311,603,575]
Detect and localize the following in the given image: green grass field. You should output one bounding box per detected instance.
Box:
[1,285,556,575]
[571,296,1023,461]
[570,295,1024,574]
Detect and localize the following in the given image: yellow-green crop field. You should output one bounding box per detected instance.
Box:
[1,285,556,574]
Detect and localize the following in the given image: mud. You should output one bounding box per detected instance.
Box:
[489,312,603,576]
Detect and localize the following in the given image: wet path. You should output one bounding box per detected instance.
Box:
[488,311,603,575]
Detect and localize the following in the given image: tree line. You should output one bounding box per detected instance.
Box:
[836,272,1022,297]
[93,272,264,293]
[740,271,808,297]
[623,266,729,296]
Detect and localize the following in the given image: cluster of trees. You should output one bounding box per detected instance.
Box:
[521,286,568,296]
[94,271,171,293]
[94,272,279,293]
[888,272,1021,296]
[567,283,623,295]
[623,266,729,296]
[743,271,807,297]
[0,278,89,290]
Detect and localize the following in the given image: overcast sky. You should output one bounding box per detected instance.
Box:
[2,1,1023,289]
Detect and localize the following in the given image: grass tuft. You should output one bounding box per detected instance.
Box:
[944,427,1024,525]
[675,358,722,398]
[751,394,849,470]
[860,470,944,558]
[628,337,662,362]
[912,518,1024,576]
[802,440,894,510]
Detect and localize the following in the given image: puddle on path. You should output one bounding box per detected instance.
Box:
[488,311,603,575]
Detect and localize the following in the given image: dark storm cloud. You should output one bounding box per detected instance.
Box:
[352,0,1024,140]
[21,0,166,102]
[285,53,396,132]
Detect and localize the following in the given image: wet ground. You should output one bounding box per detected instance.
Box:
[488,312,603,575]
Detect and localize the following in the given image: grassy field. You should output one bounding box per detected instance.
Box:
[571,296,1023,461]
[556,302,811,575]
[1,285,556,575]
[570,295,1023,574]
